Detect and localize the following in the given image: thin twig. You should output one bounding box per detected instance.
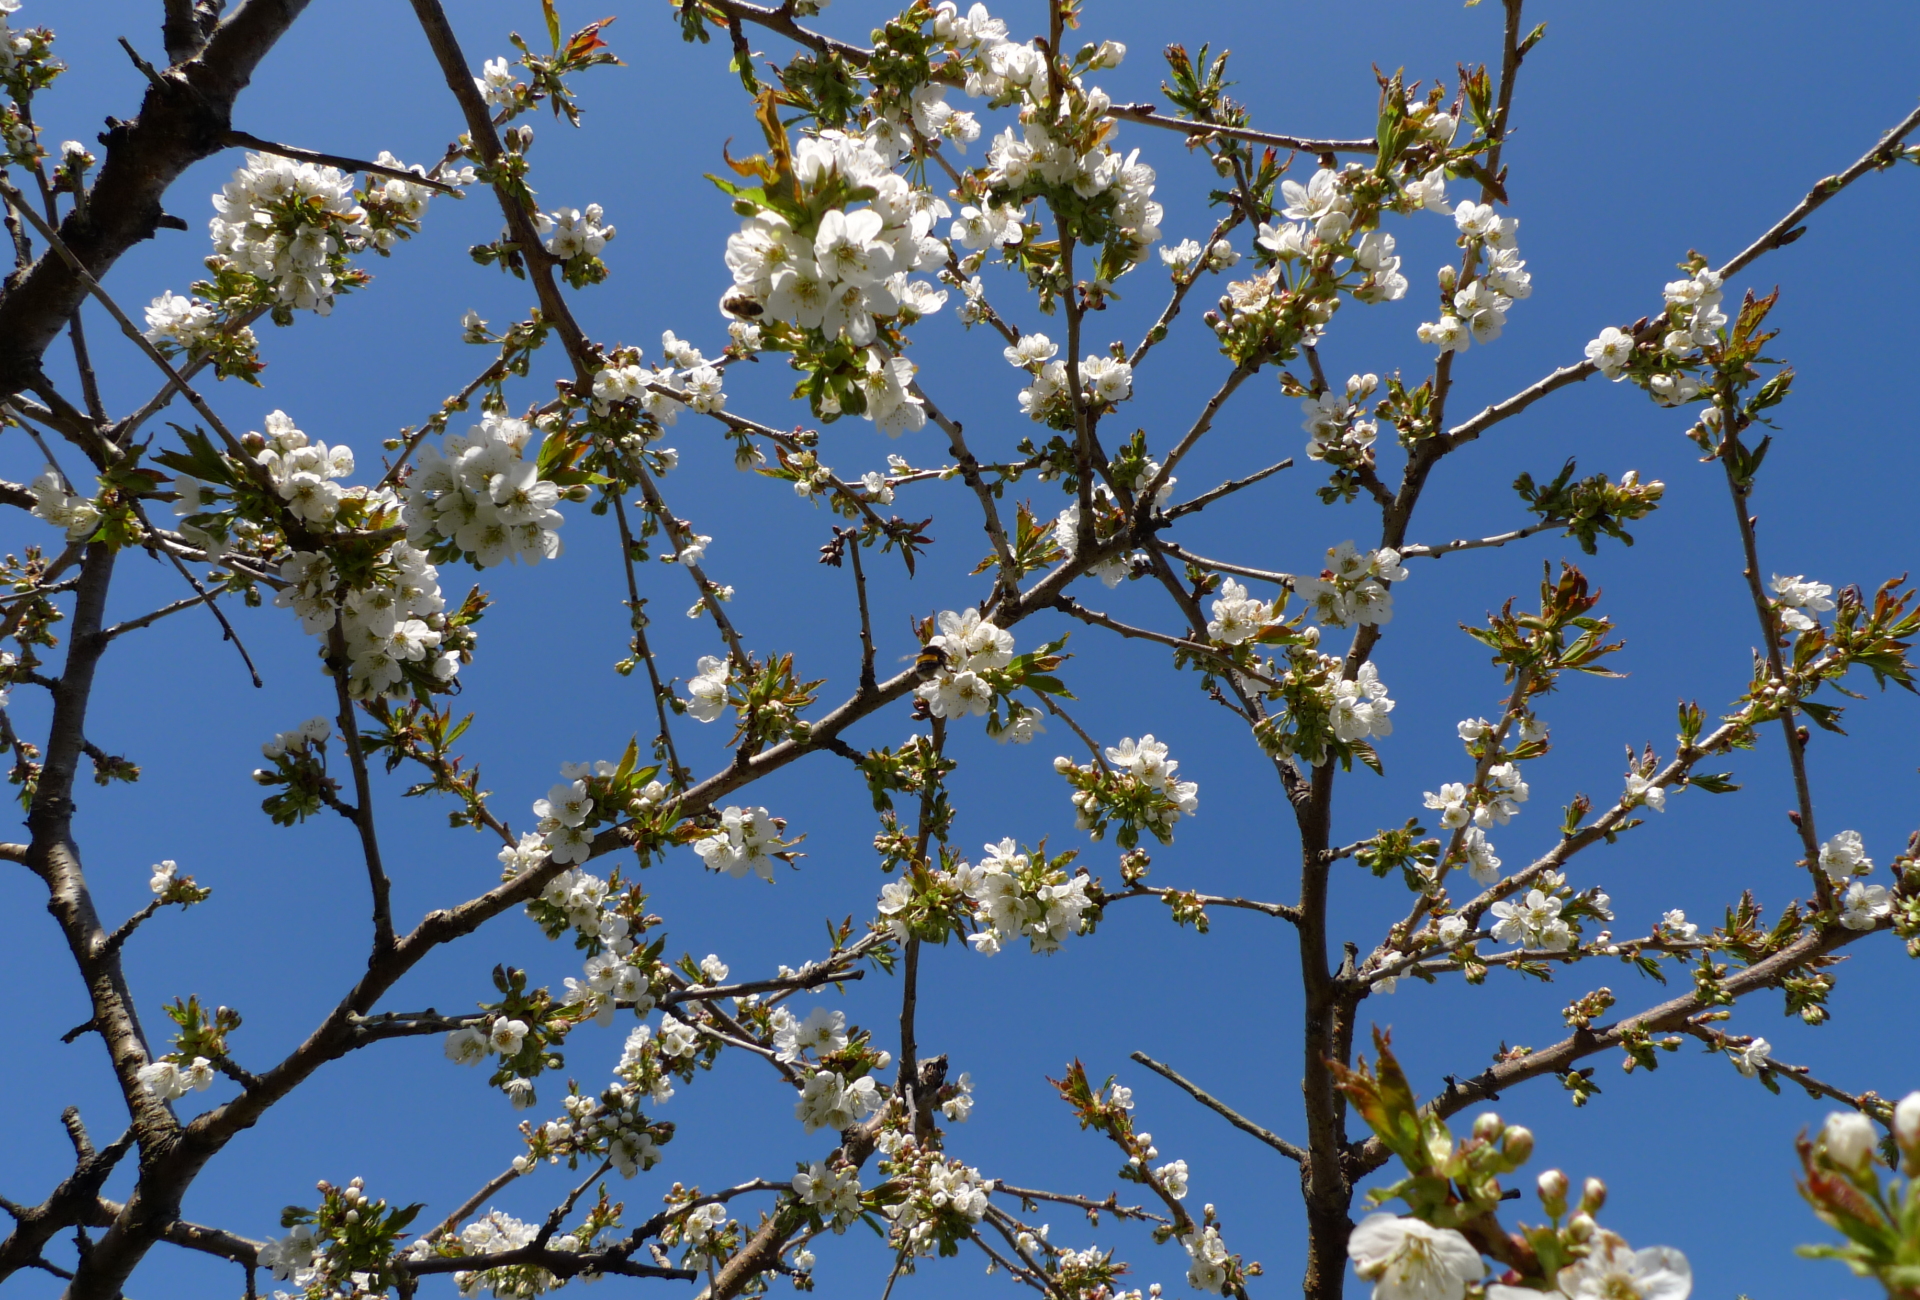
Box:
[1163,458,1294,521]
[220,130,466,194]
[1129,1050,1307,1162]
[1107,103,1375,155]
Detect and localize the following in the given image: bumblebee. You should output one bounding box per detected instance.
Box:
[911,643,951,674]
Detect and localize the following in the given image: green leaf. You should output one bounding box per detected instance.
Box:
[542,0,562,50]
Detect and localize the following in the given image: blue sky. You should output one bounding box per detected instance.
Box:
[5,1,1919,1297]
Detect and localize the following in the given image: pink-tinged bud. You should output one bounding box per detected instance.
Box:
[1537,1169,1569,1215]
[1580,1177,1607,1212]
[1472,1112,1503,1140]
[1819,1110,1879,1173]
[1502,1125,1534,1164]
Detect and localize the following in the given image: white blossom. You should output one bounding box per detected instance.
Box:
[1347,1213,1483,1300]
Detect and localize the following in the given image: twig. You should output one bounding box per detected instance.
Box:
[993,1184,1167,1225]
[1399,519,1561,560]
[1163,458,1294,521]
[1129,1050,1307,1162]
[1151,540,1293,587]
[1103,885,1302,925]
[327,619,395,955]
[220,130,466,194]
[1107,103,1375,155]
[97,594,204,641]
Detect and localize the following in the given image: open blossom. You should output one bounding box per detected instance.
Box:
[1207,578,1274,645]
[257,1225,318,1281]
[1586,325,1635,378]
[1625,772,1666,812]
[1348,1213,1483,1300]
[538,204,614,258]
[1839,880,1892,931]
[474,56,515,106]
[1424,782,1470,829]
[795,1069,881,1133]
[1730,1036,1772,1078]
[1477,762,1529,826]
[28,468,102,541]
[773,1006,848,1062]
[1452,279,1511,344]
[1489,888,1571,951]
[1329,663,1395,743]
[1770,573,1835,631]
[685,655,729,722]
[1818,829,1873,880]
[1004,332,1057,368]
[137,1056,216,1101]
[487,1017,529,1055]
[694,805,783,882]
[1554,1234,1691,1300]
[941,1071,975,1121]
[1417,314,1467,354]
[1184,1224,1233,1294]
[1658,909,1699,942]
[1462,828,1501,885]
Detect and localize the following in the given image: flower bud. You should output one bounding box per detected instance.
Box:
[1566,1212,1595,1242]
[1438,265,1457,294]
[1818,1110,1879,1174]
[1580,1177,1607,1213]
[1472,1112,1503,1140]
[1894,1092,1920,1161]
[1537,1169,1569,1215]
[1502,1125,1534,1164]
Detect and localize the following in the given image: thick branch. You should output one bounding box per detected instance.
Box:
[0,0,315,397]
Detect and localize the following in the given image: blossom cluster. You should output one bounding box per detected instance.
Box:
[591,330,727,428]
[1584,266,1727,407]
[959,836,1098,955]
[1207,578,1278,645]
[793,1159,865,1229]
[1819,829,1893,931]
[1295,540,1406,629]
[795,1066,884,1133]
[27,467,101,541]
[1417,197,1533,354]
[693,805,793,882]
[1253,651,1398,771]
[404,410,567,568]
[1004,329,1136,426]
[529,1079,668,1178]
[208,152,372,315]
[1301,372,1381,466]
[879,1143,995,1256]
[916,607,1015,718]
[1055,733,1200,848]
[1771,573,1836,633]
[1047,451,1172,589]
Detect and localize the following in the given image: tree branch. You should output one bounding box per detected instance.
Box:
[1131,1050,1307,1163]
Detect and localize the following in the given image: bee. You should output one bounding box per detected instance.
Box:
[720,292,765,319]
[911,643,951,675]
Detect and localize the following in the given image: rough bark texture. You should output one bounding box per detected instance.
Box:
[0,0,311,398]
